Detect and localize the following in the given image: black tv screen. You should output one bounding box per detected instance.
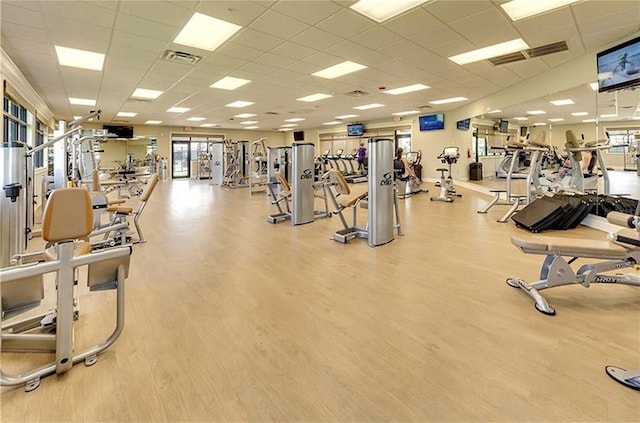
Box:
[498,120,509,133]
[597,35,640,93]
[347,123,364,136]
[103,124,134,138]
[456,118,470,131]
[419,114,444,131]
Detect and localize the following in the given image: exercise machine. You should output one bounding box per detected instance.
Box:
[290,142,329,225]
[249,138,268,195]
[431,146,461,202]
[396,151,424,199]
[1,188,131,391]
[326,138,402,247]
[507,210,640,315]
[266,145,292,223]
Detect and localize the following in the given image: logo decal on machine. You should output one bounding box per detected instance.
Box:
[300,169,313,180]
[380,172,393,186]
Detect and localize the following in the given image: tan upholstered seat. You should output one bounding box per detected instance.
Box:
[511,234,631,259]
[528,131,548,147]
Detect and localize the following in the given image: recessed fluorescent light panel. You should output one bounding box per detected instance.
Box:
[336,114,359,119]
[116,112,137,117]
[571,112,589,116]
[240,121,258,125]
[600,113,618,118]
[69,97,96,106]
[589,82,599,91]
[167,106,191,113]
[173,12,241,52]
[513,117,528,121]
[280,128,293,132]
[55,45,104,71]
[526,110,546,115]
[297,93,332,102]
[187,117,206,122]
[448,38,529,65]
[501,0,580,21]
[353,103,385,110]
[244,126,259,129]
[225,101,254,108]
[583,119,596,123]
[548,118,564,122]
[311,61,367,79]
[234,113,256,118]
[210,76,251,90]
[487,109,502,114]
[550,99,574,106]
[132,88,163,99]
[281,124,298,127]
[393,110,421,116]
[145,120,162,125]
[533,122,547,126]
[384,84,430,95]
[323,121,342,125]
[284,118,305,122]
[200,124,217,128]
[350,0,430,23]
[429,97,468,105]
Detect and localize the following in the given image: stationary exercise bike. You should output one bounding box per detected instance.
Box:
[431,146,462,203]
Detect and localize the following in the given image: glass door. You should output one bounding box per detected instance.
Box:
[172,141,190,178]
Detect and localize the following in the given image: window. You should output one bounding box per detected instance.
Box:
[606,127,639,154]
[3,96,28,145]
[34,120,46,168]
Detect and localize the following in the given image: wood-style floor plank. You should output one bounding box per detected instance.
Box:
[2,178,639,422]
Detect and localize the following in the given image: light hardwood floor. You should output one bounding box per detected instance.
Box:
[2,178,639,422]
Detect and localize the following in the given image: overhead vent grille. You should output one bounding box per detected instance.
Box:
[488,41,569,66]
[525,41,568,58]
[345,90,368,97]
[128,98,152,104]
[264,111,279,115]
[488,51,527,66]
[161,49,202,65]
[418,104,432,109]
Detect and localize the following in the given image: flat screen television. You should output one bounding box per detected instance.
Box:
[419,113,444,131]
[456,118,471,131]
[498,120,509,133]
[103,124,134,138]
[597,34,640,93]
[347,123,364,136]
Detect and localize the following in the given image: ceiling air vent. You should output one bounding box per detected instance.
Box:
[525,41,568,58]
[488,51,527,66]
[264,111,279,115]
[161,49,202,65]
[128,98,152,104]
[345,90,368,97]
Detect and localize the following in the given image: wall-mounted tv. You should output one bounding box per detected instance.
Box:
[597,34,640,93]
[456,118,471,131]
[419,113,444,131]
[103,124,134,138]
[498,120,509,133]
[347,123,364,136]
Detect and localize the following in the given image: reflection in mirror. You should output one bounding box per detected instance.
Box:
[97,137,157,175]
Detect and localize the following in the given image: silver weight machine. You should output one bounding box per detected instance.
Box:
[290,142,329,225]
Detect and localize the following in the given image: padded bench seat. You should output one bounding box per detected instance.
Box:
[511,234,632,259]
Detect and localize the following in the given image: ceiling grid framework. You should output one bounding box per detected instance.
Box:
[1,0,640,130]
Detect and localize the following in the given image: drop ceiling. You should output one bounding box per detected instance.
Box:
[1,0,639,131]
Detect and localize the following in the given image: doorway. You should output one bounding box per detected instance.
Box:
[172,141,190,178]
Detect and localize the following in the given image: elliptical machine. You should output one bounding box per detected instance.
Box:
[431,146,462,203]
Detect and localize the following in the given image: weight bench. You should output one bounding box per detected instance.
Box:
[1,188,131,391]
[266,171,292,224]
[507,211,640,316]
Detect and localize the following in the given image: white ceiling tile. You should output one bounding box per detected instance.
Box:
[270,42,317,61]
[468,25,521,47]
[316,8,376,39]
[577,10,640,38]
[384,7,441,37]
[271,0,342,25]
[108,45,160,63]
[424,0,494,23]
[410,25,461,48]
[377,40,418,59]
[448,8,511,40]
[302,52,344,67]
[290,27,343,50]
[119,1,192,26]
[248,10,309,39]
[1,3,45,28]
[44,15,112,44]
[428,39,477,58]
[252,52,297,69]
[1,22,48,43]
[40,1,115,28]
[196,1,268,26]
[573,0,640,22]
[582,25,640,52]
[232,28,285,52]
[114,12,178,42]
[239,61,281,75]
[283,60,322,75]
[505,58,550,80]
[513,7,574,35]
[202,53,247,69]
[215,42,264,61]
[325,40,371,59]
[350,27,404,50]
